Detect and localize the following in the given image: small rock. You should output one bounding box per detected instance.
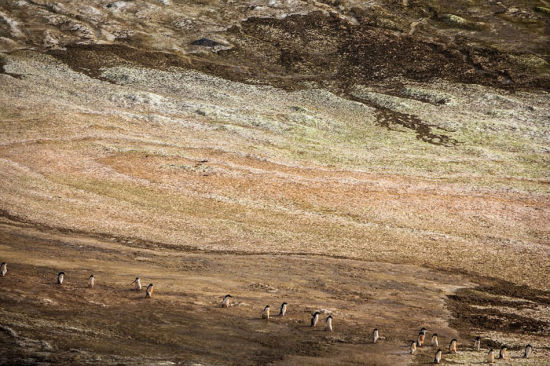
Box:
[190,38,224,47]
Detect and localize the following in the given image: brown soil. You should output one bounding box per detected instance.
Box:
[0,217,463,365]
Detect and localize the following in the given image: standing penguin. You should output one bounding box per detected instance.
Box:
[57,272,65,285]
[449,338,458,353]
[433,349,442,364]
[373,328,379,344]
[131,277,142,291]
[262,305,270,320]
[410,340,417,355]
[145,283,154,298]
[279,302,287,316]
[417,328,427,346]
[325,315,333,332]
[499,345,507,360]
[473,336,481,351]
[311,311,320,327]
[222,294,232,308]
[417,332,425,347]
[88,274,95,288]
[431,333,439,347]
[488,349,495,363]
[523,344,533,359]
[0,262,7,277]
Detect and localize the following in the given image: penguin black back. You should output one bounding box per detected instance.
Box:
[57,271,65,285]
[474,336,481,351]
[279,302,287,316]
[311,311,320,327]
[499,345,507,359]
[222,294,232,308]
[433,349,442,364]
[449,338,457,353]
[524,344,533,359]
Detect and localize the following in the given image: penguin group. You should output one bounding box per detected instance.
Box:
[221,294,335,332]
[217,295,537,363]
[0,263,157,300]
[239,300,335,332]
[0,262,538,362]
[55,272,153,298]
[406,326,535,364]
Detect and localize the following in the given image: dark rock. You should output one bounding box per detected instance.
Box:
[190,38,224,47]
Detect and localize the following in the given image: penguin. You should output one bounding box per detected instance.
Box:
[325,315,333,332]
[417,331,425,347]
[523,344,533,359]
[449,338,457,353]
[57,272,65,285]
[131,277,142,291]
[262,305,270,320]
[279,302,287,316]
[417,327,427,346]
[373,328,379,344]
[410,340,417,355]
[499,345,507,360]
[311,311,320,327]
[431,333,439,347]
[474,336,481,351]
[0,262,6,277]
[222,294,232,308]
[145,283,154,298]
[488,348,495,363]
[433,349,442,364]
[88,274,95,288]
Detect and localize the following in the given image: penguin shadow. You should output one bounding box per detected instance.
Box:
[125,288,142,293]
[123,287,151,300]
[246,313,291,323]
[248,316,290,321]
[248,316,274,322]
[83,283,145,301]
[307,326,330,332]
[396,345,414,356]
[300,320,335,332]
[136,293,153,301]
[251,318,271,323]
[123,287,145,298]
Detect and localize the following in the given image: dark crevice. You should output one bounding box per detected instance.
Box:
[446,282,550,349]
